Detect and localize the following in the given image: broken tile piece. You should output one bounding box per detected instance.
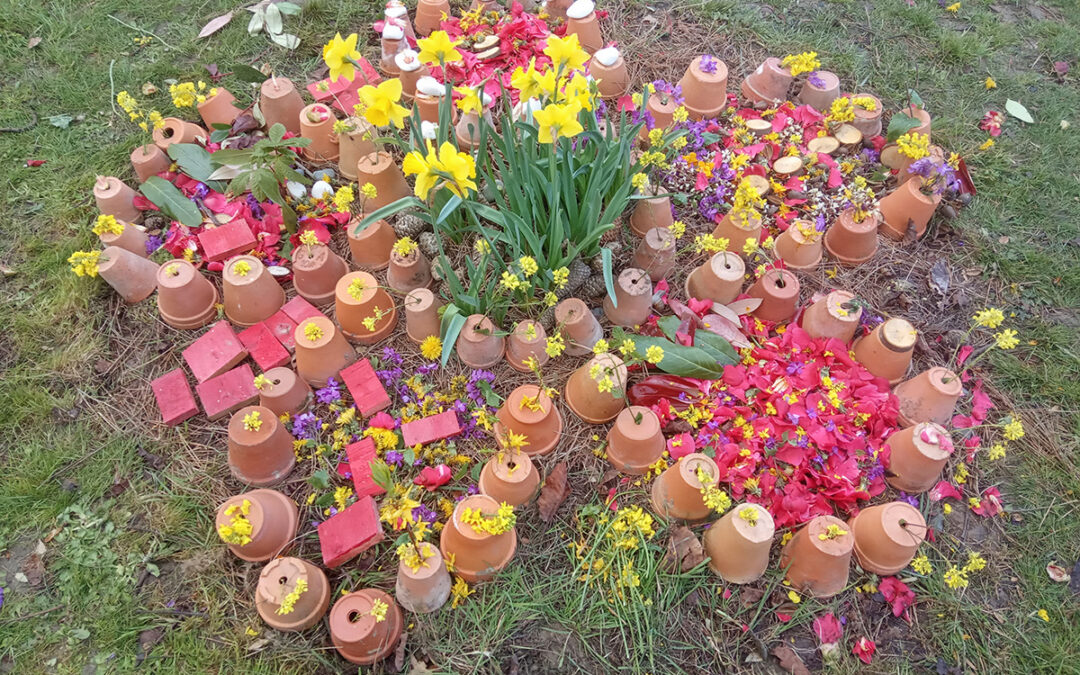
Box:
[198,219,257,263]
[340,359,391,417]
[264,310,299,352]
[401,410,462,449]
[238,322,290,371]
[345,438,386,498]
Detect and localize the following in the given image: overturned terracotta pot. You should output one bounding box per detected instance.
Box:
[678,55,728,120]
[479,450,541,506]
[228,405,296,486]
[703,503,775,584]
[156,259,218,329]
[94,176,141,223]
[712,212,763,256]
[505,320,549,372]
[439,494,517,583]
[415,0,451,35]
[590,47,630,99]
[850,93,884,138]
[294,316,358,387]
[740,57,793,105]
[564,353,627,424]
[152,117,207,151]
[258,367,312,416]
[335,271,397,344]
[878,179,941,241]
[685,251,744,304]
[197,87,243,129]
[293,244,348,307]
[798,70,841,112]
[98,246,159,303]
[495,384,563,457]
[130,144,171,183]
[348,217,396,271]
[852,317,917,384]
[603,267,652,328]
[555,298,603,356]
[223,255,286,327]
[800,290,862,344]
[633,227,676,282]
[329,589,403,664]
[898,144,945,185]
[338,118,377,181]
[256,557,331,632]
[773,224,822,271]
[395,542,452,614]
[641,92,678,138]
[404,287,442,344]
[606,406,664,475]
[825,208,879,266]
[456,314,505,368]
[893,367,962,427]
[387,247,432,295]
[299,103,340,162]
[885,422,953,493]
[629,194,673,237]
[215,489,299,562]
[380,25,405,76]
[544,0,573,20]
[396,50,430,101]
[98,219,149,258]
[747,269,800,323]
[260,77,305,135]
[849,501,927,576]
[905,105,932,142]
[414,76,451,125]
[779,515,853,598]
[565,0,602,53]
[651,453,719,522]
[356,151,410,210]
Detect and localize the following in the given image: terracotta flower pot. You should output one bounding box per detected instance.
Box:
[479,450,541,506]
[740,57,793,105]
[893,367,963,427]
[564,353,627,424]
[885,422,953,493]
[544,0,573,20]
[456,314,505,368]
[747,269,800,323]
[357,152,410,211]
[712,212,763,256]
[156,259,218,329]
[256,557,331,632]
[396,51,430,102]
[98,246,159,303]
[335,271,398,344]
[850,93,883,138]
[414,77,452,125]
[555,298,604,356]
[299,103,340,162]
[629,195,674,237]
[824,208,879,266]
[773,225,822,271]
[852,317,917,384]
[294,316,358,387]
[404,287,442,344]
[633,228,676,282]
[849,502,927,575]
[152,117,207,151]
[643,92,678,136]
[130,144,171,183]
[603,268,652,328]
[565,1,602,53]
[215,489,299,562]
[348,218,396,271]
[703,503,775,583]
[329,589,403,664]
[292,244,348,307]
[455,110,493,152]
[651,453,720,522]
[439,494,517,582]
[338,118,377,181]
[685,252,744,304]
[505,320,549,372]
[258,367,312,416]
[798,70,841,112]
[779,515,854,598]
[905,105,932,141]
[395,543,451,614]
[878,177,941,241]
[898,144,945,185]
[98,220,149,258]
[606,406,664,474]
[380,26,405,76]
[387,248,432,295]
[260,77,305,135]
[495,385,563,457]
[197,88,243,129]
[590,48,630,99]
[800,290,862,344]
[223,255,286,327]
[228,404,296,486]
[93,176,140,223]
[678,55,729,120]
[415,0,451,35]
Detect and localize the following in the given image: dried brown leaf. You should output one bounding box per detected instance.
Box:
[27,37,42,49]
[393,631,408,671]
[198,12,234,38]
[538,462,568,522]
[771,644,811,675]
[663,525,706,572]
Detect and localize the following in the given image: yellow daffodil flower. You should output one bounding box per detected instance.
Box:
[323,33,361,82]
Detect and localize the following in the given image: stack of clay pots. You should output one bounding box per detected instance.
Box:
[395,542,452,613]
[439,495,517,582]
[348,218,396,271]
[156,260,218,329]
[505,320,549,372]
[848,502,926,575]
[223,255,286,327]
[336,271,398,344]
[740,58,793,106]
[779,515,854,598]
[555,298,603,356]
[800,290,862,344]
[257,367,312,416]
[747,270,800,323]
[686,252,744,304]
[294,316,358,386]
[885,423,953,492]
[703,503,775,584]
[893,367,962,427]
[293,243,348,307]
[603,268,653,328]
[852,317,917,384]
[215,489,299,562]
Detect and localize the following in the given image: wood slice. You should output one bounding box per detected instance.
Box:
[834,123,863,146]
[880,144,904,170]
[476,46,501,61]
[745,174,770,197]
[807,136,840,155]
[772,155,804,176]
[746,118,772,135]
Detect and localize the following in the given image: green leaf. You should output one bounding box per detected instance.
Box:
[307,468,331,490]
[167,143,224,191]
[371,460,393,492]
[476,379,502,407]
[264,3,283,34]
[209,128,230,143]
[907,89,924,109]
[139,176,202,227]
[48,114,73,129]
[232,64,267,83]
[276,1,302,14]
[692,330,739,365]
[268,122,286,143]
[270,32,299,49]
[439,305,466,366]
[885,112,922,142]
[435,193,463,225]
[657,315,680,341]
[626,334,728,378]
[1005,99,1034,124]
[355,196,426,235]
[601,247,617,308]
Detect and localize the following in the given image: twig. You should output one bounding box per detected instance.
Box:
[107,14,175,50]
[0,604,65,626]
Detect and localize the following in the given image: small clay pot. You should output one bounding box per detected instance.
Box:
[798,70,841,112]
[642,92,678,137]
[380,26,405,76]
[414,77,452,125]
[824,208,879,266]
[878,177,942,241]
[505,320,549,372]
[703,503,775,583]
[685,252,744,304]
[905,105,932,142]
[152,117,207,151]
[564,353,627,424]
[678,55,729,120]
[800,290,862,344]
[852,317,917,384]
[228,405,296,486]
[130,144,171,183]
[299,103,340,162]
[260,78,305,135]
[740,57,793,105]
[633,228,676,282]
[197,88,243,129]
[93,176,141,223]
[495,385,563,457]
[850,93,883,138]
[606,406,664,474]
[544,0,573,20]
[438,494,517,582]
[357,152,411,211]
[590,48,630,99]
[893,367,963,427]
[456,314,505,369]
[98,246,159,303]
[98,219,149,258]
[650,453,719,522]
[565,1,602,53]
[256,557,331,632]
[885,422,953,493]
[294,316,358,387]
[629,195,673,237]
[329,589,404,664]
[215,489,299,562]
[479,450,541,506]
[405,288,442,344]
[223,255,286,327]
[292,244,348,307]
[773,225,822,271]
[338,118,377,181]
[387,248,433,295]
[712,212,763,255]
[849,502,927,575]
[395,542,452,613]
[156,259,218,329]
[779,515,854,598]
[396,51,431,101]
[555,298,604,356]
[258,367,312,416]
[415,0,451,35]
[603,268,652,327]
[348,218,396,271]
[747,269,800,323]
[455,111,492,152]
[335,271,398,344]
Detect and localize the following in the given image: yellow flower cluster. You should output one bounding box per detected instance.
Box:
[217,499,253,546]
[393,237,418,257]
[169,81,213,108]
[304,322,324,342]
[333,185,354,214]
[402,141,477,200]
[461,502,516,535]
[92,215,125,236]
[818,524,848,541]
[896,132,930,160]
[357,79,410,128]
[545,332,566,358]
[68,250,101,278]
[275,578,309,615]
[232,260,252,277]
[737,506,759,526]
[397,542,434,573]
[730,179,765,227]
[852,95,877,111]
[552,266,570,289]
[697,467,730,513]
[347,276,368,301]
[450,576,473,608]
[243,410,263,432]
[973,307,1004,328]
[417,30,464,67]
[781,51,821,77]
[420,335,442,360]
[827,96,855,123]
[607,506,656,550]
[369,597,389,622]
[1002,417,1024,441]
[693,234,728,255]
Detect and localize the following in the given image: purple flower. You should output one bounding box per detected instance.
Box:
[466,369,495,402]
[412,504,438,523]
[417,362,439,376]
[594,98,607,120]
[376,367,403,389]
[386,450,404,466]
[807,71,826,88]
[898,492,919,507]
[815,213,827,232]
[381,346,403,366]
[906,157,935,178]
[192,183,210,200]
[291,412,319,439]
[699,54,720,75]
[315,378,342,404]
[786,361,805,375]
[145,234,163,255]
[859,148,880,164]
[245,193,265,219]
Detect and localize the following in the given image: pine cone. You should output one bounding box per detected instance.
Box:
[566,258,591,292]
[394,213,429,239]
[579,274,607,299]
[539,306,556,332]
[600,225,618,244]
[418,231,439,258]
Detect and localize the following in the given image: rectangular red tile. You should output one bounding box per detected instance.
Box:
[195,364,259,421]
[182,320,248,383]
[151,369,199,426]
[317,495,384,568]
[340,359,391,417]
[237,322,290,371]
[401,410,462,449]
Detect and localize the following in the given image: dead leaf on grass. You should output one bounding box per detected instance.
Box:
[135,628,165,665]
[27,37,42,48]
[1047,562,1070,583]
[929,259,950,295]
[408,655,438,675]
[663,525,706,572]
[771,644,811,675]
[393,631,408,671]
[537,462,568,522]
[198,12,234,38]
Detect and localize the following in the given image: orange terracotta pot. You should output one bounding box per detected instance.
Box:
[850,93,883,138]
[98,246,159,303]
[885,422,953,493]
[632,227,676,282]
[825,208,879,266]
[564,353,627,424]
[555,298,603,356]
[197,88,243,129]
[260,78,306,135]
[479,450,541,506]
[642,93,678,136]
[905,105,932,142]
[740,57,793,105]
[338,118,377,181]
[335,271,398,344]
[456,314,505,368]
[685,251,744,304]
[130,144,171,183]
[800,290,862,344]
[651,453,719,522]
[878,177,941,241]
[590,49,630,99]
[98,220,149,258]
[852,317,917,384]
[773,225,822,271]
[438,494,517,582]
[357,151,410,211]
[405,288,442,344]
[779,515,854,598]
[798,70,841,112]
[565,2,602,53]
[544,0,573,20]
[712,212,763,256]
[898,144,945,185]
[258,367,312,416]
[215,489,299,562]
[603,267,652,327]
[152,117,207,151]
[455,111,493,152]
[396,52,430,102]
[678,55,729,120]
[703,503,775,583]
[893,366,962,427]
[380,28,405,76]
[387,248,432,295]
[495,385,563,457]
[629,195,674,237]
[329,589,403,664]
[505,320,549,372]
[294,316,358,387]
[94,176,141,223]
[747,269,800,323]
[849,502,927,575]
[256,557,331,632]
[414,77,452,125]
[292,244,348,307]
[223,255,286,327]
[395,543,451,613]
[156,259,218,329]
[415,0,451,35]
[348,218,396,271]
[606,406,664,474]
[228,405,296,486]
[299,103,339,162]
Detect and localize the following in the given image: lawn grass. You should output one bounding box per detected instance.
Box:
[1,0,1079,672]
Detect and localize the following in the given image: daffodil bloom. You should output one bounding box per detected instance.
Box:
[402,141,477,200]
[511,59,552,101]
[533,101,583,143]
[323,33,362,82]
[416,30,463,66]
[454,85,486,115]
[561,72,594,111]
[358,79,409,128]
[543,34,589,74]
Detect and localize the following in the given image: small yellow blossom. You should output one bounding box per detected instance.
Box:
[420,335,442,360]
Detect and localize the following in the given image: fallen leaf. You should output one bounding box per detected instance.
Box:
[22,552,45,587]
[901,219,918,246]
[137,447,165,470]
[740,587,765,608]
[48,114,74,129]
[27,37,42,48]
[663,525,706,572]
[537,462,568,522]
[928,259,950,295]
[106,477,129,498]
[198,12,234,38]
[998,236,1010,244]
[408,655,438,675]
[1047,562,1070,583]
[772,644,811,675]
[205,63,224,82]
[1005,99,1034,124]
[701,313,751,349]
[25,159,46,167]
[246,637,271,652]
[141,82,158,96]
[393,631,408,671]
[727,297,762,315]
[135,628,164,666]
